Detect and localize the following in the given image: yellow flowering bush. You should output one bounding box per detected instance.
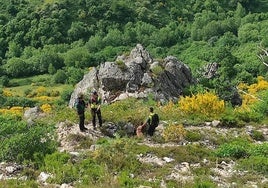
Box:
[3,89,13,97]
[36,86,47,96]
[41,103,52,113]
[0,106,24,116]
[237,76,268,108]
[161,100,176,114]
[162,123,186,142]
[34,96,55,102]
[160,100,182,120]
[178,92,225,119]
[235,76,268,122]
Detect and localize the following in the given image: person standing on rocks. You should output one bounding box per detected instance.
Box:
[75,93,88,132]
[89,91,102,129]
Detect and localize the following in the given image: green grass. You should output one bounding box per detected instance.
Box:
[1,75,268,187]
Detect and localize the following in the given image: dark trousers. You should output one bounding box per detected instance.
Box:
[147,124,156,136]
[79,113,85,131]
[91,108,102,127]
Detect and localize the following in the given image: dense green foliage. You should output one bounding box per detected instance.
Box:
[0,0,267,97]
[0,1,267,187]
[0,115,57,163]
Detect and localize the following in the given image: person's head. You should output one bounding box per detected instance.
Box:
[78,93,83,100]
[92,90,98,96]
[149,107,154,113]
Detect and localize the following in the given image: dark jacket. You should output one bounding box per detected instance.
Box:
[76,99,86,115]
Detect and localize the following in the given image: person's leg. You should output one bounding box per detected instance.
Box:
[97,110,102,127]
[91,109,96,128]
[79,114,85,131]
[147,125,155,136]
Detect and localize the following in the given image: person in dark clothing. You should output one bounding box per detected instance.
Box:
[139,107,159,136]
[89,91,102,129]
[75,94,88,132]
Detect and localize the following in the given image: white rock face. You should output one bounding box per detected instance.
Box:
[69,44,194,107]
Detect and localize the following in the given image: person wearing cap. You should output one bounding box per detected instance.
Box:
[89,91,102,129]
[75,93,88,132]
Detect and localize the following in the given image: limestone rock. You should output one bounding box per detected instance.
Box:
[69,44,194,107]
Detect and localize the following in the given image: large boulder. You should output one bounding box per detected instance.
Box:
[69,44,194,107]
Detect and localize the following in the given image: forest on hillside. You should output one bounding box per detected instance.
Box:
[0,1,268,187]
[0,0,267,102]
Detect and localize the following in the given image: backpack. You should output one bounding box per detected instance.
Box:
[151,113,159,128]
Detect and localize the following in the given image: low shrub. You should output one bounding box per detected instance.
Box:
[102,97,147,125]
[178,92,225,120]
[78,158,108,185]
[185,130,202,142]
[66,134,93,149]
[92,138,145,174]
[116,60,127,71]
[0,116,57,163]
[220,107,241,127]
[234,108,263,123]
[3,96,36,108]
[151,65,164,76]
[238,156,268,175]
[249,143,268,157]
[42,152,76,184]
[162,123,186,142]
[250,130,265,141]
[215,139,251,159]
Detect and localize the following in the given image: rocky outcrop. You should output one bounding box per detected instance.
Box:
[69,44,194,107]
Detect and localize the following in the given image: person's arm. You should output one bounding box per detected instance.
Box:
[141,118,149,128]
[97,97,101,111]
[97,104,101,111]
[88,98,92,109]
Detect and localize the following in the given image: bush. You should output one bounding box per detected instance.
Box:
[151,65,164,76]
[238,156,268,175]
[60,87,73,103]
[185,130,202,142]
[215,139,251,159]
[220,111,241,127]
[53,70,67,84]
[178,92,225,120]
[3,96,37,108]
[234,109,263,123]
[116,60,127,71]
[43,152,78,184]
[92,138,145,174]
[0,116,56,162]
[102,97,147,125]
[0,76,9,86]
[78,158,107,185]
[249,143,268,157]
[250,130,265,141]
[162,124,186,142]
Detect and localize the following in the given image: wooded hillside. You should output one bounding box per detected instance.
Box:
[0,0,267,100]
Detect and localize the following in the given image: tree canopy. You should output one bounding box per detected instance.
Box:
[0,0,267,101]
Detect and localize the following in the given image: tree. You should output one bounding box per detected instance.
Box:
[67,21,89,41]
[48,63,56,75]
[3,58,30,78]
[103,28,123,47]
[86,34,104,52]
[5,42,22,58]
[0,75,9,87]
[53,70,67,84]
[38,53,57,74]
[238,23,259,43]
[66,67,84,85]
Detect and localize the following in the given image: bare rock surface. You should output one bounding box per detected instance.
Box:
[69,44,194,107]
